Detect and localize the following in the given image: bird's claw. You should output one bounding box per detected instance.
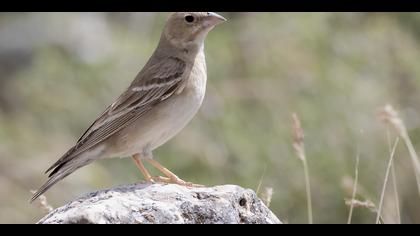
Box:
[151,176,205,188]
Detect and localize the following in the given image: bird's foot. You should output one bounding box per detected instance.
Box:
[152,176,204,188]
[140,177,156,185]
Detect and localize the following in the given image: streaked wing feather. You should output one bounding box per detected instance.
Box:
[45,57,186,173]
[71,89,166,157]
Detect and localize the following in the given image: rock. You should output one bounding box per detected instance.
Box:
[37,183,281,224]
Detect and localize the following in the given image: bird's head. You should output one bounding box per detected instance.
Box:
[162,12,227,51]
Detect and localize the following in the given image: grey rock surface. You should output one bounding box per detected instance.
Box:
[37,183,281,224]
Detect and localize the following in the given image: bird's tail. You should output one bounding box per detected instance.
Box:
[30,158,92,203]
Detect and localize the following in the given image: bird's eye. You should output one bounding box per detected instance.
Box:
[184,15,195,23]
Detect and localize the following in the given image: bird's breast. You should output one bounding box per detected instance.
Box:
[112,56,207,157]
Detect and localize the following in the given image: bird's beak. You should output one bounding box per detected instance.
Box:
[204,12,227,27]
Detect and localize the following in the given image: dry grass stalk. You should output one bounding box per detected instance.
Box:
[390,165,401,223]
[256,165,272,208]
[347,147,360,224]
[345,199,376,211]
[376,138,400,224]
[260,187,273,208]
[30,190,54,214]
[292,113,305,162]
[379,104,420,197]
[345,199,384,224]
[256,165,267,195]
[387,129,401,224]
[291,113,313,224]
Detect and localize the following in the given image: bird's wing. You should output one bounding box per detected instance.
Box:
[45,56,186,175]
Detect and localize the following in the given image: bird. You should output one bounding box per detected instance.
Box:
[30,12,227,202]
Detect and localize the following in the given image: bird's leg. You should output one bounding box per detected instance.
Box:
[132,154,154,182]
[145,158,204,187]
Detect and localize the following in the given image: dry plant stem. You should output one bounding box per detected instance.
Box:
[260,187,273,207]
[301,157,313,224]
[345,199,385,223]
[256,165,267,195]
[291,113,313,224]
[345,199,375,211]
[401,132,420,197]
[380,104,420,197]
[30,190,54,213]
[376,138,400,224]
[387,129,401,224]
[390,165,401,224]
[347,147,360,224]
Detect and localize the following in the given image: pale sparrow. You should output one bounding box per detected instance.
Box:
[31,12,226,202]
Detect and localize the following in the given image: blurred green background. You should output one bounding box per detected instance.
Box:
[1,12,420,224]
